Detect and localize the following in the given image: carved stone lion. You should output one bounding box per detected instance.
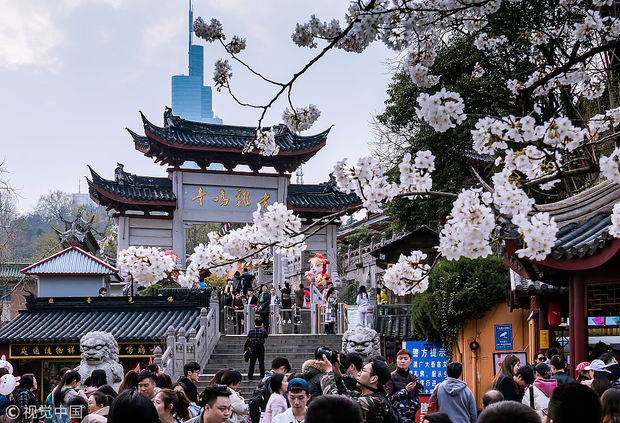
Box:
[74,331,124,389]
[341,326,381,361]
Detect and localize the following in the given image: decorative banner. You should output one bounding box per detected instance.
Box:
[404,341,450,393]
[10,343,160,359]
[183,185,277,211]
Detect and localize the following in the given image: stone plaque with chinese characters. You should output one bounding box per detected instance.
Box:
[183,185,277,212]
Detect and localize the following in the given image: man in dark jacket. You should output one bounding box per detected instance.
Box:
[256,284,271,332]
[550,355,576,385]
[232,271,243,293]
[241,268,254,295]
[384,349,422,420]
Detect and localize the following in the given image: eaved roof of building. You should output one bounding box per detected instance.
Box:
[88,165,359,218]
[21,245,121,281]
[0,295,206,343]
[129,108,330,173]
[0,263,31,279]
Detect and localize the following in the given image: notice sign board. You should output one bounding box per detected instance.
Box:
[404,341,449,393]
[494,324,513,350]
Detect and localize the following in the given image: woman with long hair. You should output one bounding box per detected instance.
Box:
[586,360,613,397]
[602,388,620,423]
[264,373,288,423]
[53,371,85,423]
[356,285,370,328]
[221,370,248,423]
[118,371,138,393]
[153,388,190,423]
[492,354,521,401]
[207,368,231,386]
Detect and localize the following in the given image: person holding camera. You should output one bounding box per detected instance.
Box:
[318,352,392,423]
[301,348,333,400]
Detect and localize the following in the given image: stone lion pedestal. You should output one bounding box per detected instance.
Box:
[341,326,381,361]
[74,331,125,390]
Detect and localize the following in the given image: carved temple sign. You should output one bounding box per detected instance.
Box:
[10,343,159,359]
[184,185,276,211]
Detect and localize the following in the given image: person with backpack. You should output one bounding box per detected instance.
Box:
[52,371,87,423]
[248,357,291,423]
[319,355,406,423]
[515,364,557,419]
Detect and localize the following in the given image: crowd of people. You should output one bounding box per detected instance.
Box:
[0,341,619,423]
[220,268,383,335]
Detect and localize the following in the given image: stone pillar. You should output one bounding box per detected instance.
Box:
[166,326,176,378]
[187,328,197,363]
[270,304,279,334]
[210,290,220,333]
[244,304,256,335]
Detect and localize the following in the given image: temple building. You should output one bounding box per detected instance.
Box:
[88,108,360,285]
[505,181,620,375]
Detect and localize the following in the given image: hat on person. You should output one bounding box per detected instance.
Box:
[287,378,310,393]
[575,362,590,373]
[584,359,611,373]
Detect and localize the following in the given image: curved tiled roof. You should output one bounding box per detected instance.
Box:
[143,111,329,153]
[376,314,415,339]
[87,167,176,205]
[551,212,613,259]
[87,167,359,216]
[287,182,360,212]
[511,271,568,295]
[128,110,329,172]
[0,308,200,343]
[505,181,619,260]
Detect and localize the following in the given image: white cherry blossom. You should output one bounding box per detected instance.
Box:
[383,251,430,295]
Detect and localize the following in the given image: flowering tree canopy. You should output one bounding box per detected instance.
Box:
[141,0,620,294]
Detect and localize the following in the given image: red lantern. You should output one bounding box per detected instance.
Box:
[548,302,561,327]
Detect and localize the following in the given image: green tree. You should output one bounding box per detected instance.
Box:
[411,256,510,342]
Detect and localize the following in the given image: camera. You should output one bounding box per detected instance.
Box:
[315,346,339,363]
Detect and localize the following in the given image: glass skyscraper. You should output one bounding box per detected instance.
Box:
[171,2,223,124]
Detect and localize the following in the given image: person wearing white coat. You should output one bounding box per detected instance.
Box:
[355,285,370,327]
[515,365,558,419]
[222,371,248,423]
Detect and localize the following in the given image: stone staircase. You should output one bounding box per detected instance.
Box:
[199,334,342,399]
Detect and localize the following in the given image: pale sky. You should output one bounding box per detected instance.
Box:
[0,0,396,213]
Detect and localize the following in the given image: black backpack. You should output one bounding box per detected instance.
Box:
[248,375,272,423]
[371,392,412,423]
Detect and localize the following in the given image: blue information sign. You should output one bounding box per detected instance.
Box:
[494,324,513,350]
[404,341,449,393]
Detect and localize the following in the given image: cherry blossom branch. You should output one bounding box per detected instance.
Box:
[521,164,598,188]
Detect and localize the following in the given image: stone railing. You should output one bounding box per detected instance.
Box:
[153,292,221,380]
